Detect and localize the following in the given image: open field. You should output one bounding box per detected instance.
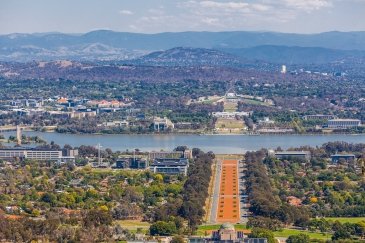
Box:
[116,220,150,232]
[215,118,245,129]
[216,159,240,223]
[274,229,332,240]
[223,101,238,112]
[202,97,224,104]
[323,217,365,224]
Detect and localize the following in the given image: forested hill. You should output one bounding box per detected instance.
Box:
[1,30,365,62]
[127,47,247,67]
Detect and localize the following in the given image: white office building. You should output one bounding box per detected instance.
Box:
[327,119,361,128]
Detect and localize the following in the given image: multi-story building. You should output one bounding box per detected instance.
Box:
[274,151,311,161]
[327,119,361,128]
[0,148,62,161]
[149,150,192,160]
[115,158,147,169]
[149,158,189,175]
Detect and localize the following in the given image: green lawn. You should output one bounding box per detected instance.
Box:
[274,229,332,240]
[322,217,365,224]
[223,102,238,112]
[116,220,150,230]
[215,118,245,129]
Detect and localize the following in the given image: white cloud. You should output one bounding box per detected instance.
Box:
[119,10,134,15]
[199,1,249,10]
[184,1,271,13]
[124,0,341,33]
[201,17,220,25]
[282,0,332,11]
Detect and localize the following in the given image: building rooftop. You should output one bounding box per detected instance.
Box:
[328,119,361,121]
[0,147,61,151]
[150,158,188,167]
[275,151,310,155]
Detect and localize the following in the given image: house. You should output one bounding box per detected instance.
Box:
[149,158,189,175]
[287,196,302,206]
[57,97,69,105]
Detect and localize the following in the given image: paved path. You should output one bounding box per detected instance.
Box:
[210,159,222,223]
[239,158,249,223]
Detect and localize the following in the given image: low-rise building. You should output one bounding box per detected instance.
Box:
[274,151,311,161]
[189,223,267,243]
[331,154,356,164]
[153,117,174,131]
[150,158,189,175]
[303,114,337,120]
[69,110,97,119]
[101,120,129,127]
[327,119,361,128]
[116,158,147,169]
[149,150,192,160]
[212,112,251,119]
[258,117,275,125]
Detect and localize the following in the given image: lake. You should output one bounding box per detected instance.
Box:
[1,131,364,154]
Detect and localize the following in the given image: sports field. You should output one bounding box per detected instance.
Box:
[216,159,240,223]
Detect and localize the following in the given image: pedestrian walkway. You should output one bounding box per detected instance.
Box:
[216,159,240,223]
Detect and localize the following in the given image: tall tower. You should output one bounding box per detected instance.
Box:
[281,65,287,74]
[16,125,22,145]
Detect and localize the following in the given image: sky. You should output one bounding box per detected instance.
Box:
[1,0,365,34]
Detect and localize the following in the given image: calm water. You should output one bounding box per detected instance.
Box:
[1,131,364,153]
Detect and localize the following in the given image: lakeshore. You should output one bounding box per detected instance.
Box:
[1,131,364,153]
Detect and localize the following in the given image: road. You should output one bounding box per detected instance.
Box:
[209,159,222,223]
[239,158,249,223]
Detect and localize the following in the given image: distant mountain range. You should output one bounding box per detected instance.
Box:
[1,30,365,64]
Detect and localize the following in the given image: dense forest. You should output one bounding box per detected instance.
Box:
[245,142,365,241]
[0,146,214,242]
